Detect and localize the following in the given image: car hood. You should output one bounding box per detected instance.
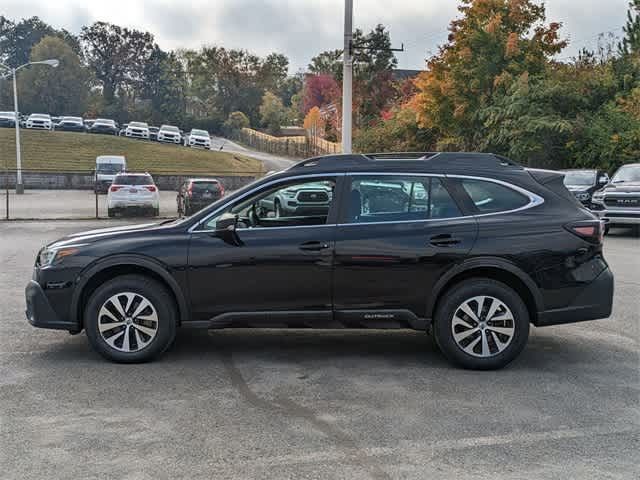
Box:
[190,134,210,140]
[602,182,640,193]
[47,222,168,248]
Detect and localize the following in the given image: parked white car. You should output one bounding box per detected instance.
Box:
[125,121,150,140]
[157,124,182,144]
[107,173,160,217]
[26,113,52,130]
[185,129,211,149]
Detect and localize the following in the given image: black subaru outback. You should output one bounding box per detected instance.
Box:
[25,153,614,370]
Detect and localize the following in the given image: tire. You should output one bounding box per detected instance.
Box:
[433,278,530,370]
[84,274,177,363]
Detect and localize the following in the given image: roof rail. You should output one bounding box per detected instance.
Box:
[288,154,371,170]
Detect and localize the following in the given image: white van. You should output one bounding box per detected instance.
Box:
[95,155,126,193]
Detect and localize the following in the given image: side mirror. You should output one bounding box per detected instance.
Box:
[598,175,609,185]
[215,213,242,245]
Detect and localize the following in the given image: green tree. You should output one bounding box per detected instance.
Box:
[81,22,156,105]
[619,1,640,55]
[18,36,91,115]
[143,48,187,124]
[259,91,287,134]
[224,111,250,133]
[414,0,566,150]
[0,16,80,68]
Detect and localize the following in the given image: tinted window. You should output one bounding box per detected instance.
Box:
[114,175,154,186]
[347,176,461,223]
[192,182,220,193]
[460,179,529,213]
[563,171,596,186]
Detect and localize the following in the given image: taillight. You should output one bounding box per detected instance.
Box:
[187,183,193,197]
[145,185,157,192]
[565,221,604,244]
[219,183,225,196]
[109,185,122,192]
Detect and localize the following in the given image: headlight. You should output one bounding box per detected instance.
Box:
[38,245,83,266]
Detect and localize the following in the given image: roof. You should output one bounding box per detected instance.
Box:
[288,152,524,175]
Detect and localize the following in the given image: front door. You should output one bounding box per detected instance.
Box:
[187,175,341,325]
[332,173,478,325]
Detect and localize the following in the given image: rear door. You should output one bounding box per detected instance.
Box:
[332,173,478,325]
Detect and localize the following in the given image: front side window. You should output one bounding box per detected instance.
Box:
[346,176,461,224]
[459,178,529,213]
[204,177,336,230]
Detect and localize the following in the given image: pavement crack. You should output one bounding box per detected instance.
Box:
[219,349,390,480]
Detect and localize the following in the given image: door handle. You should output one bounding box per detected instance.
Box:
[299,241,330,251]
[429,234,461,247]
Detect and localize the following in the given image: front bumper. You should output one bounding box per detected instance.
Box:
[126,132,149,139]
[26,123,51,130]
[594,209,640,225]
[25,280,77,331]
[535,267,614,327]
[159,136,181,144]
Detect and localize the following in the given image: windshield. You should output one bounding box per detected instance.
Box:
[129,122,148,128]
[31,114,50,119]
[95,119,115,126]
[563,171,595,186]
[114,174,154,185]
[612,165,640,183]
[161,125,180,132]
[61,116,83,123]
[191,129,209,136]
[97,163,124,174]
[0,112,15,118]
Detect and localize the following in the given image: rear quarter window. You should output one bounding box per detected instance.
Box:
[459,178,529,213]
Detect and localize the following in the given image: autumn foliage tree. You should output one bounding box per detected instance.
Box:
[413,0,566,150]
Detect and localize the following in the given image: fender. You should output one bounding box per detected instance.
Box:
[70,253,190,325]
[426,256,544,318]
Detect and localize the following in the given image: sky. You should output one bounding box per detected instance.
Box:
[1,0,630,72]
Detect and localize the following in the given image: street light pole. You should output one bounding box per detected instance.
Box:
[341,0,353,154]
[12,67,23,194]
[1,59,59,194]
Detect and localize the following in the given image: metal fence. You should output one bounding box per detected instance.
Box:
[1,167,262,220]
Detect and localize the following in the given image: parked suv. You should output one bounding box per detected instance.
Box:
[26,113,52,130]
[0,111,16,128]
[177,178,225,216]
[185,129,211,149]
[157,125,182,144]
[25,153,613,369]
[56,116,86,132]
[561,169,609,208]
[125,122,150,140]
[89,118,118,135]
[592,163,640,231]
[106,173,160,217]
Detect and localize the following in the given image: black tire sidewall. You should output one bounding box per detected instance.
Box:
[84,275,177,363]
[433,279,530,370]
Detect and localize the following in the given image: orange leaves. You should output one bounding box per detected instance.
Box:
[486,14,503,34]
[506,32,520,57]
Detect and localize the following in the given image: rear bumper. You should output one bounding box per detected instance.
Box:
[25,280,77,331]
[535,268,614,327]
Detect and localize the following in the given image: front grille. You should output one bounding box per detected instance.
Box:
[298,191,329,202]
[604,197,640,208]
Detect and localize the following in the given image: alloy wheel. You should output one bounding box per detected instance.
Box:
[97,292,159,353]
[451,295,515,358]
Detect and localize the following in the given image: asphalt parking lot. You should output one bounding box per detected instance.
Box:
[0,220,638,480]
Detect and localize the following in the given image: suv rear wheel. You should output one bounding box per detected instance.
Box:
[84,274,177,363]
[433,278,529,370]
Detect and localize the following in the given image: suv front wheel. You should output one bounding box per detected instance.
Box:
[433,278,529,370]
[84,275,177,363]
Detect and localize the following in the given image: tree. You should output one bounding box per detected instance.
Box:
[302,74,340,113]
[414,0,566,150]
[259,91,287,134]
[143,48,187,124]
[81,22,156,104]
[0,16,80,68]
[303,106,324,138]
[308,49,343,79]
[18,36,91,115]
[619,1,640,55]
[224,111,250,132]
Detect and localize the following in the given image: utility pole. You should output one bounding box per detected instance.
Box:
[12,68,23,194]
[341,0,353,154]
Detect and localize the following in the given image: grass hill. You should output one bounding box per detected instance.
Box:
[0,129,263,176]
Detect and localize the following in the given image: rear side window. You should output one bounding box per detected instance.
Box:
[114,175,154,186]
[347,176,461,223]
[459,179,529,213]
